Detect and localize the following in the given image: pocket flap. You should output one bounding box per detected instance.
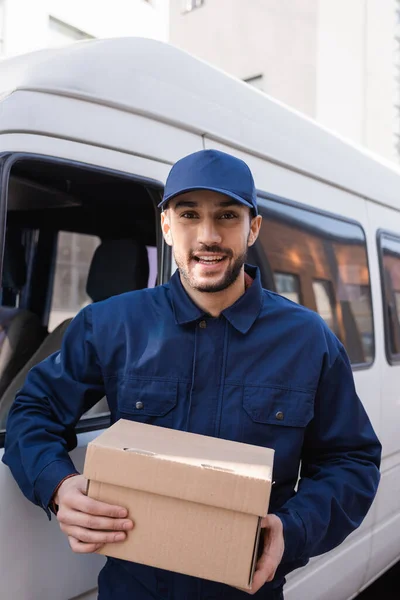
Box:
[243,386,314,427]
[119,378,177,417]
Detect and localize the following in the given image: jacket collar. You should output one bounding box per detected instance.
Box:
[169,264,263,334]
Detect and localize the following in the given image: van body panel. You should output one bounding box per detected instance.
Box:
[0,133,177,183]
[0,433,105,600]
[0,91,202,166]
[0,133,180,184]
[1,38,399,210]
[284,531,371,600]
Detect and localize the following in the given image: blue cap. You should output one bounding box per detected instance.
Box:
[158,149,258,215]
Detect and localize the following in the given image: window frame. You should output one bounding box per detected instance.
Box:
[244,74,264,91]
[377,228,400,365]
[48,16,94,44]
[257,189,375,371]
[182,0,205,14]
[0,152,169,447]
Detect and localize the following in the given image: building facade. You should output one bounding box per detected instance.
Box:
[170,0,399,165]
[0,0,168,58]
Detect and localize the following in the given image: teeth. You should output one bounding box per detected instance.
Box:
[197,256,223,262]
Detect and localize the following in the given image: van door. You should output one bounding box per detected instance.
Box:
[0,153,168,600]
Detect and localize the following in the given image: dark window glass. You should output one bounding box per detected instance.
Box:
[379,233,400,360]
[0,155,160,438]
[255,195,374,365]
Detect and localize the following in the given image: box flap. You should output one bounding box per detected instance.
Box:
[83,419,274,516]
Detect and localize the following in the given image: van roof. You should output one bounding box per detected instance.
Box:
[0,36,399,207]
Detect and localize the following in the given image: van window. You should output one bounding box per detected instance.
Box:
[274,272,301,304]
[378,232,400,362]
[0,155,162,435]
[49,232,101,331]
[50,235,159,332]
[255,195,374,366]
[0,225,47,410]
[312,279,340,336]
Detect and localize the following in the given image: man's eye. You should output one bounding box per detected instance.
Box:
[220,213,237,220]
[180,212,198,219]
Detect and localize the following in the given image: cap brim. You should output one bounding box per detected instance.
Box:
[158,186,255,212]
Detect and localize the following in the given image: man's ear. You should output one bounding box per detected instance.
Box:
[161,210,173,247]
[248,215,262,247]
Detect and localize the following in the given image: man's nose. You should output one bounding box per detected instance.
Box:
[197,219,222,246]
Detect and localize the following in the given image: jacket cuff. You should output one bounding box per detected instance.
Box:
[34,459,79,517]
[274,507,307,564]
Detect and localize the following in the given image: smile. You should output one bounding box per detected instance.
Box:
[194,255,226,265]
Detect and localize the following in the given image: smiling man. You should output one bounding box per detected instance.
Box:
[162,190,260,312]
[3,149,381,600]
[166,192,252,293]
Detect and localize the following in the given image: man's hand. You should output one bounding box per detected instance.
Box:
[244,514,285,595]
[55,474,134,554]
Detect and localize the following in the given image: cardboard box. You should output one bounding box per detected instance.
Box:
[83,419,274,590]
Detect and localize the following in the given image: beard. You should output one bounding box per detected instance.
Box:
[175,244,248,293]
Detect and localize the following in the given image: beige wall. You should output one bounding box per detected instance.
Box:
[170,0,318,117]
[316,0,396,163]
[364,0,397,162]
[169,0,398,165]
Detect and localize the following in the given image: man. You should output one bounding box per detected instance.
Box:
[3,149,381,599]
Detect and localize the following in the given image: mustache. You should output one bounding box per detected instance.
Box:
[189,245,233,259]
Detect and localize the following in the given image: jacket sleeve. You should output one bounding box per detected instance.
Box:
[274,344,381,575]
[2,305,105,516]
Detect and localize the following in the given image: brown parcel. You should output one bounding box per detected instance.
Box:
[83,419,274,590]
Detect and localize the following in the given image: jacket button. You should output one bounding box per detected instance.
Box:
[199,320,207,329]
[136,401,144,410]
[275,411,284,421]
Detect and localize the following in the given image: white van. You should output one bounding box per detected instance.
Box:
[0,37,398,600]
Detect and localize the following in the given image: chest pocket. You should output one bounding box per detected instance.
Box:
[118,378,178,427]
[243,385,314,427]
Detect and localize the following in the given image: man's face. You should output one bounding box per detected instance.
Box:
[161,190,261,293]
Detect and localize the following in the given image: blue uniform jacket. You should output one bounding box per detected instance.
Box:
[3,265,381,599]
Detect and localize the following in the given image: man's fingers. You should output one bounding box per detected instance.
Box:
[57,507,133,532]
[55,475,133,556]
[68,536,104,554]
[245,565,274,595]
[71,491,129,519]
[243,514,285,594]
[73,476,90,494]
[62,525,127,545]
[236,556,277,595]
[255,550,278,581]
